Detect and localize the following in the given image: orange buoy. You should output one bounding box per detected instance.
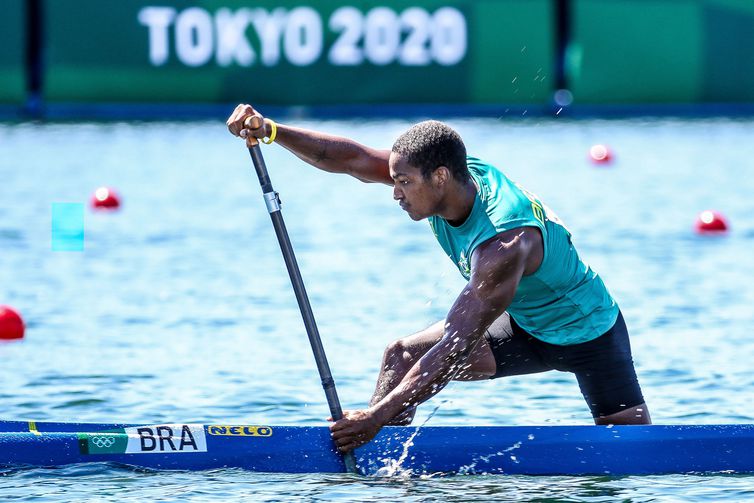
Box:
[695,210,729,234]
[0,305,25,340]
[589,144,613,164]
[91,187,121,210]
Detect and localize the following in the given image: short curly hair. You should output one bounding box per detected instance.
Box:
[391,120,469,183]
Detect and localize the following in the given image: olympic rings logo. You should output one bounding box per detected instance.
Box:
[91,436,116,448]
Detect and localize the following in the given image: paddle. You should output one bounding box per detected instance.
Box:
[241,115,359,474]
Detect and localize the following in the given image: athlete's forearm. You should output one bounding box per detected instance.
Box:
[273,123,392,184]
[370,337,461,425]
[370,285,492,424]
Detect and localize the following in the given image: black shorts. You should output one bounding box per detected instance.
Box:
[484,311,645,418]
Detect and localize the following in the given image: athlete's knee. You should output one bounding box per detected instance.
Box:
[382,338,416,369]
[383,338,411,361]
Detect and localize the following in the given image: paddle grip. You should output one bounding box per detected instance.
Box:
[243,115,264,147]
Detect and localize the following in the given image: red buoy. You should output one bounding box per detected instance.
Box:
[0,305,25,340]
[589,144,613,164]
[695,210,729,234]
[91,187,121,210]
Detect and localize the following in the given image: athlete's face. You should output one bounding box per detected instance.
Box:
[389,152,446,221]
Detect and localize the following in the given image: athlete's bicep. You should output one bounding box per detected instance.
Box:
[468,228,534,313]
[441,229,532,358]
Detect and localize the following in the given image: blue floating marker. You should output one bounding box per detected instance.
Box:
[51,203,84,252]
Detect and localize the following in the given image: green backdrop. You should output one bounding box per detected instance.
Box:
[42,0,553,105]
[6,0,754,108]
[568,0,754,103]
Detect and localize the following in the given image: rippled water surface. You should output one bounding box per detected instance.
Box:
[1,117,753,501]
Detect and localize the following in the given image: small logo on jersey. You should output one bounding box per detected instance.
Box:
[458,252,471,279]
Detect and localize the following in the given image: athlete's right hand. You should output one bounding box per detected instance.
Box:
[226,103,267,141]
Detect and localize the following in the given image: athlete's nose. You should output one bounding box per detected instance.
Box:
[393,185,403,200]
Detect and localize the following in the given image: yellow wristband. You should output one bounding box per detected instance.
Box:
[262,118,277,144]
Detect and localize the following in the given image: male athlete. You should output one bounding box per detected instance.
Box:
[227,104,651,454]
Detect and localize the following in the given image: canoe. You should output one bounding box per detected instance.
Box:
[1,421,753,475]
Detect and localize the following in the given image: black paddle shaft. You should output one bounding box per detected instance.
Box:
[246,141,358,474]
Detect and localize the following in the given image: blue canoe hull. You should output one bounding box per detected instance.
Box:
[1,421,753,475]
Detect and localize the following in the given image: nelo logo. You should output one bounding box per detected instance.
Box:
[207,425,273,437]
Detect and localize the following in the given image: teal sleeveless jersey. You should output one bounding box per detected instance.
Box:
[428,157,619,345]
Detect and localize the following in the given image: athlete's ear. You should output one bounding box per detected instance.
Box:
[434,166,450,186]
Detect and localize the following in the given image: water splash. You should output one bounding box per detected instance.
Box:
[457,434,536,475]
[457,441,524,475]
[372,401,447,478]
[371,334,493,477]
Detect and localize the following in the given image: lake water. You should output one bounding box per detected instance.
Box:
[1,117,753,501]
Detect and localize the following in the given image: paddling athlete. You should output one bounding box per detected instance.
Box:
[227,105,651,454]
